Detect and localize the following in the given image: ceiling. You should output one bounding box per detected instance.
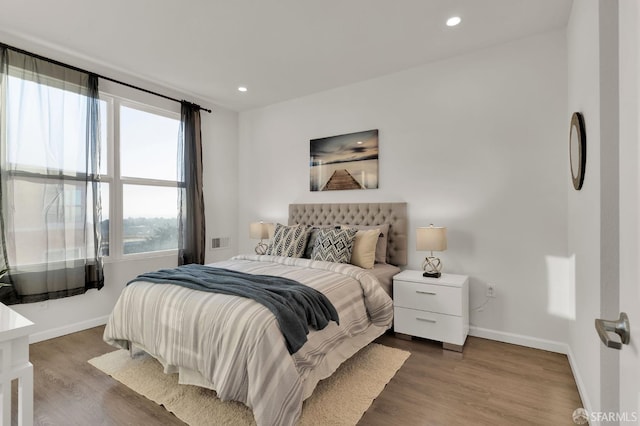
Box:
[0,0,572,112]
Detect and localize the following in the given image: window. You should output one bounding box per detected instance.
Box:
[4,75,107,267]
[2,64,180,265]
[1,46,189,306]
[102,100,181,258]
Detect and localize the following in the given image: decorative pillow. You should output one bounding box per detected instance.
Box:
[266,223,310,258]
[303,226,338,258]
[340,223,390,263]
[349,229,380,269]
[310,228,358,264]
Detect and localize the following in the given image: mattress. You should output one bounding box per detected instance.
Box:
[369,263,401,297]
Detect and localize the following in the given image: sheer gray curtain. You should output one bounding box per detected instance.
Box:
[0,46,104,304]
[177,101,206,265]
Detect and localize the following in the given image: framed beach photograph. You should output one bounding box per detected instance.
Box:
[310,129,379,191]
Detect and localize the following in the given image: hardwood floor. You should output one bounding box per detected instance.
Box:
[360,334,583,426]
[13,326,582,425]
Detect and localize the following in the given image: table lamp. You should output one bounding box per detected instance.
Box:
[416,225,447,278]
[250,222,273,255]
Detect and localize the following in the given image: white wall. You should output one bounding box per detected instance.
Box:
[238,31,569,346]
[202,106,239,264]
[1,32,239,342]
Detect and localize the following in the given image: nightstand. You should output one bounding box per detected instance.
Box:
[393,270,469,352]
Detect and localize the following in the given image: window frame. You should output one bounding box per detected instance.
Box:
[100,95,181,262]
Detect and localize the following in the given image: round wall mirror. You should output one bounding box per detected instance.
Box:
[569,112,586,190]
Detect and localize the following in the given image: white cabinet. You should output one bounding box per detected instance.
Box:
[0,303,34,426]
[393,270,469,352]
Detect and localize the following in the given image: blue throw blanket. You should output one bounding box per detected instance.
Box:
[128,264,339,354]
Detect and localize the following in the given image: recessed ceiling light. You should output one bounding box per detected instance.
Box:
[446,16,461,27]
[238,86,248,92]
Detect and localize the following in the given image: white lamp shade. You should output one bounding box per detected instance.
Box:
[416,225,447,252]
[250,222,273,239]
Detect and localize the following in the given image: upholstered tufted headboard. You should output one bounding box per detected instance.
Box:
[288,203,407,266]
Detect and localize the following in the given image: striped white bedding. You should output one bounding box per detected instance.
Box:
[103,254,394,426]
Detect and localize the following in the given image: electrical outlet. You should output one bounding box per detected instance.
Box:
[486,284,496,298]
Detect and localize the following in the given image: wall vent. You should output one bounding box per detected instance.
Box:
[211,237,230,249]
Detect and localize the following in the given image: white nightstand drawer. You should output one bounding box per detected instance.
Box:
[394,280,462,316]
[394,307,465,345]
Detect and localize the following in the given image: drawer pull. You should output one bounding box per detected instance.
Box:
[416,290,436,295]
[416,317,437,323]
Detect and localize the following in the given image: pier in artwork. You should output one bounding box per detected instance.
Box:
[322,169,364,191]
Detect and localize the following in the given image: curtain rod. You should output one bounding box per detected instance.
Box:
[0,42,212,114]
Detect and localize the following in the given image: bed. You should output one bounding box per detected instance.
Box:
[103,202,407,426]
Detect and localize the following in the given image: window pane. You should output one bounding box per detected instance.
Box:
[8,179,107,265]
[18,180,83,264]
[120,106,179,180]
[6,76,107,175]
[122,185,178,255]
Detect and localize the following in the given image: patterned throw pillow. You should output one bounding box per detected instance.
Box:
[310,228,358,263]
[303,225,340,258]
[266,223,310,258]
[304,227,322,259]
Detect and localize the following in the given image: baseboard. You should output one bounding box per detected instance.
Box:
[565,345,594,423]
[29,315,110,344]
[468,325,568,354]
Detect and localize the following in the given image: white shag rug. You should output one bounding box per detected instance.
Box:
[89,343,410,425]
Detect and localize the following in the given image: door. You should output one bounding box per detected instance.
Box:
[618,0,640,421]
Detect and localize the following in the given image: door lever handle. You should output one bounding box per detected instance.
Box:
[595,312,630,350]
